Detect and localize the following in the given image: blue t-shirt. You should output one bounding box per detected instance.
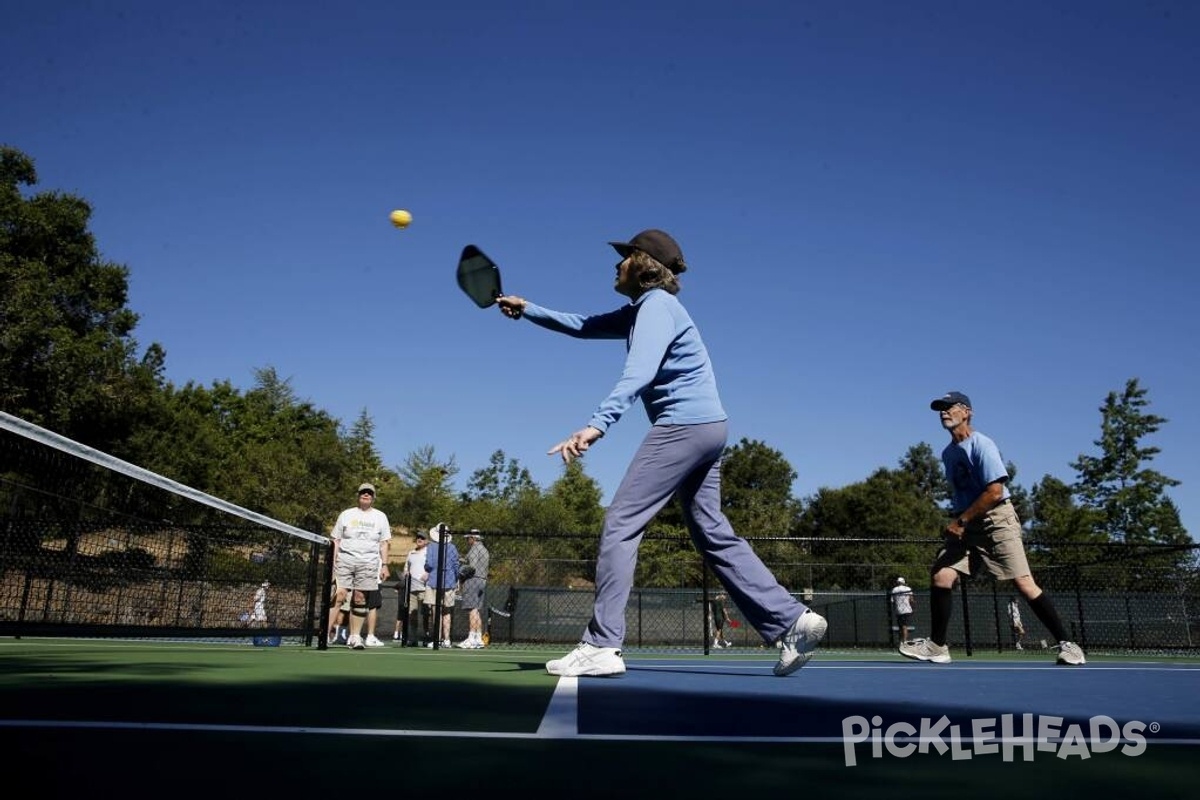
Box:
[522,289,727,433]
[941,430,1011,513]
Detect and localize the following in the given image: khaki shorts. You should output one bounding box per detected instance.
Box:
[933,502,1031,581]
[423,587,456,608]
[406,590,424,613]
[334,558,380,591]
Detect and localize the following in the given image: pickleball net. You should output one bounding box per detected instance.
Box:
[0,411,331,643]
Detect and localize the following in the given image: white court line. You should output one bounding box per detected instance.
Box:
[1,719,1196,746]
[0,718,537,738]
[537,676,579,737]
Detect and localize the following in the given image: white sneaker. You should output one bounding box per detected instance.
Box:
[364,635,385,648]
[441,640,451,648]
[546,643,626,677]
[347,635,364,650]
[774,610,828,676]
[899,637,951,664]
[455,638,473,649]
[712,640,725,650]
[1056,641,1086,665]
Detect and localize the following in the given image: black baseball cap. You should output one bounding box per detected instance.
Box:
[930,391,972,411]
[608,229,687,274]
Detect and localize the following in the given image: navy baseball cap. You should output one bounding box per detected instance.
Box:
[608,229,687,274]
[930,391,972,411]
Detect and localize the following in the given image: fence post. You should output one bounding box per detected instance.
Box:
[1126,594,1135,649]
[1179,591,1194,649]
[636,589,643,648]
[886,586,895,648]
[992,581,1003,654]
[1072,564,1087,649]
[431,523,446,649]
[960,577,973,657]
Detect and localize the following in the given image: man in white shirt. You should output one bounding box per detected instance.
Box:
[249,580,269,627]
[1007,595,1026,650]
[327,482,391,650]
[891,577,915,642]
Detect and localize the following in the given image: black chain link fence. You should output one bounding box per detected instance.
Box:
[391,532,1200,655]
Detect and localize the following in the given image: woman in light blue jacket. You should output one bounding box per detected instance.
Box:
[497,229,826,678]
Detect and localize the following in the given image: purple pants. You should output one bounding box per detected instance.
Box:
[581,421,808,649]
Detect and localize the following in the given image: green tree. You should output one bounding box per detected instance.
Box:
[345,409,385,482]
[454,450,542,533]
[544,459,604,533]
[719,438,801,536]
[0,145,163,450]
[464,449,537,505]
[898,442,948,507]
[1027,474,1107,567]
[392,446,458,532]
[798,446,946,590]
[130,369,353,532]
[1070,379,1187,545]
[218,367,353,530]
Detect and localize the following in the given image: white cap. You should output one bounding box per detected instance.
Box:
[897,577,906,584]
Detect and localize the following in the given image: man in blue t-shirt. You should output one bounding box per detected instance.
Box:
[899,392,1085,666]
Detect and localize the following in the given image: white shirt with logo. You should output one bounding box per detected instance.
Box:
[331,507,391,562]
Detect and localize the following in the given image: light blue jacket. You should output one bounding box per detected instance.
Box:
[522,289,727,434]
[424,541,460,589]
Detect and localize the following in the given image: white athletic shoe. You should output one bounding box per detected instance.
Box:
[364,635,386,648]
[1056,641,1086,665]
[347,635,365,650]
[455,638,473,649]
[899,638,951,664]
[774,610,828,676]
[546,643,626,677]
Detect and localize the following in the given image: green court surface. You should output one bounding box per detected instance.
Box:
[1,639,1196,798]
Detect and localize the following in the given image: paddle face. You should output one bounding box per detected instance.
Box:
[457,245,503,308]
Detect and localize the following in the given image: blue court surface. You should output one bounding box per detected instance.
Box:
[544,656,1200,745]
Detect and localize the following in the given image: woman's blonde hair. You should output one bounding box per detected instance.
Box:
[628,250,681,295]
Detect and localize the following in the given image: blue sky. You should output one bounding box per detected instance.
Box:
[4,1,1197,537]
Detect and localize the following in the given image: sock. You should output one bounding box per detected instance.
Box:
[930,586,953,646]
[1027,592,1070,643]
